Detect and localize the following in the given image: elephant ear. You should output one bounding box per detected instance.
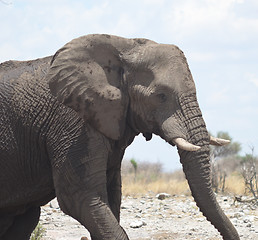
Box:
[46,36,128,140]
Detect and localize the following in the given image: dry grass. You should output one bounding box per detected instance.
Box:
[122,170,246,197]
[122,176,189,196]
[224,173,246,195]
[121,160,248,197]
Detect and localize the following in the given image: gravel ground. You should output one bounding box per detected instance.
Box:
[40,194,258,240]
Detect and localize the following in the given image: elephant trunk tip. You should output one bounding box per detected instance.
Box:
[194,194,240,240]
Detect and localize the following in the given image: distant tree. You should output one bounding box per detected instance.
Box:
[210,131,241,193]
[122,159,162,184]
[211,132,241,158]
[130,158,138,182]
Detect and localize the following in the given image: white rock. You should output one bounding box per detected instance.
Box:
[243,216,254,223]
[243,209,250,215]
[222,196,228,201]
[233,212,245,218]
[121,205,131,209]
[130,220,146,228]
[246,223,252,228]
[50,198,60,209]
[156,193,171,200]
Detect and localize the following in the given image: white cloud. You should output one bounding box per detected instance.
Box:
[161,0,258,51]
[1,0,257,61]
[209,89,231,105]
[248,74,258,87]
[189,51,218,62]
[165,0,235,38]
[143,0,165,5]
[0,44,21,61]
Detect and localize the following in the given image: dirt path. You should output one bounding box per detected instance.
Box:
[40,194,258,240]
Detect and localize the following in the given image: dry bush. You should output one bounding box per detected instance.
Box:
[240,149,258,200]
[211,156,242,193]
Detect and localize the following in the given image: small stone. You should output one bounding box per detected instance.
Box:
[81,237,89,240]
[54,223,63,227]
[121,204,129,209]
[243,209,250,215]
[45,217,51,222]
[243,216,254,223]
[130,220,146,228]
[233,212,244,218]
[50,198,60,209]
[156,193,171,200]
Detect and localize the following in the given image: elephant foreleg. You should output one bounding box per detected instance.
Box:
[107,167,122,222]
[54,170,128,240]
[0,206,40,240]
[51,139,128,239]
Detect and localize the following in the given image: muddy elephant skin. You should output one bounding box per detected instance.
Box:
[0,34,239,240]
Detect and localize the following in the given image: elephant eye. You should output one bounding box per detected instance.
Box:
[156,93,167,103]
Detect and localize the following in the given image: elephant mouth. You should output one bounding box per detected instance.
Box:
[170,136,230,152]
[142,132,153,141]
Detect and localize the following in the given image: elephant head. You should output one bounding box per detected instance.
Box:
[46,34,239,240]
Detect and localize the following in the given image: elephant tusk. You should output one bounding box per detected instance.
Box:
[210,136,231,146]
[172,138,201,152]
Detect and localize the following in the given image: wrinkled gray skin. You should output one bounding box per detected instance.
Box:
[0,34,239,240]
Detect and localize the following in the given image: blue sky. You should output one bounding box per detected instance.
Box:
[1,0,257,171]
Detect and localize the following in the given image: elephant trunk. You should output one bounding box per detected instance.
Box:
[177,94,240,240]
[179,147,240,239]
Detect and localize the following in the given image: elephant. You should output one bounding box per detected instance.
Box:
[0,34,240,240]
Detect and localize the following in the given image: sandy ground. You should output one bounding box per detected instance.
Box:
[39,194,258,240]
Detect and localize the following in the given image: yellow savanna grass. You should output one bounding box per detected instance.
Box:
[224,174,246,195]
[121,160,248,197]
[122,176,189,196]
[122,172,246,197]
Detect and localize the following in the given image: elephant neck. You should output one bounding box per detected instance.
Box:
[114,126,137,152]
[126,106,146,137]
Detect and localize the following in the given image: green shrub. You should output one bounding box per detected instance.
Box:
[30,223,45,240]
